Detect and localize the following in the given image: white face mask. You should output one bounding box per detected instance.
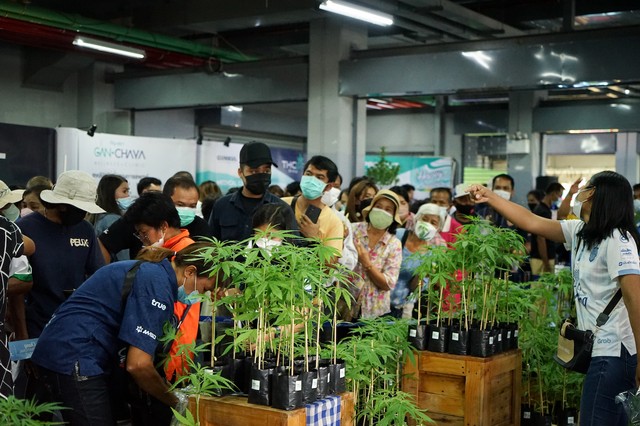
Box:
[572,200,583,219]
[321,187,341,207]
[150,230,165,248]
[415,221,437,241]
[494,189,511,201]
[255,237,282,251]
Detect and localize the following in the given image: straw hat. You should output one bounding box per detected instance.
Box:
[362,189,403,225]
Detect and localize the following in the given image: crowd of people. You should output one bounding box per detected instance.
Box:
[0,140,639,425]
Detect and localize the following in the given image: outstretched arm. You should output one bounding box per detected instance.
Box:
[557,178,582,220]
[467,185,566,243]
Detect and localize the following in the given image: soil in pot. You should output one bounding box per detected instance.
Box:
[427,323,449,353]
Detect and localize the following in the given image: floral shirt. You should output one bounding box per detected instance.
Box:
[352,222,402,319]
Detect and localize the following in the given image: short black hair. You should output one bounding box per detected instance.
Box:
[137,177,162,195]
[303,156,339,183]
[389,185,410,203]
[348,176,374,193]
[252,203,297,232]
[633,183,640,192]
[285,181,300,196]
[492,174,515,190]
[527,189,544,202]
[401,183,415,192]
[430,187,452,201]
[545,182,564,195]
[124,192,180,229]
[163,176,199,198]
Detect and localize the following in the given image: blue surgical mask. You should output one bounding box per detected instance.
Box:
[1,204,20,222]
[117,196,135,211]
[176,207,196,227]
[177,275,200,305]
[300,175,327,200]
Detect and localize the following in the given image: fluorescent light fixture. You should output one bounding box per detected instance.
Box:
[226,105,244,112]
[319,0,394,27]
[461,51,493,70]
[73,36,145,59]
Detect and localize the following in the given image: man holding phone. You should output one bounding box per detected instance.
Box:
[209,141,297,242]
[282,156,344,261]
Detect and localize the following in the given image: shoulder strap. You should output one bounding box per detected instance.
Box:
[401,230,409,247]
[596,289,623,327]
[290,195,299,212]
[120,260,145,312]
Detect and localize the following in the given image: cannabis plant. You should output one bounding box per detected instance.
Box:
[365,147,400,186]
[0,396,65,426]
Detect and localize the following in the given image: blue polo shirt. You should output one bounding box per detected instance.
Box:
[17,213,105,337]
[209,190,296,242]
[32,260,177,377]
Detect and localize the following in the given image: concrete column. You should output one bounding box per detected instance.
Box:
[507,91,545,205]
[615,132,639,184]
[307,18,367,183]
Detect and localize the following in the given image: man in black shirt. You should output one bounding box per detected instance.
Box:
[530,182,564,276]
[208,141,296,242]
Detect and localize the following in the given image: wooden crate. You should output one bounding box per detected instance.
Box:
[403,349,521,426]
[189,392,354,426]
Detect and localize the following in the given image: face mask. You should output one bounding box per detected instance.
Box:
[177,275,200,305]
[176,206,196,226]
[494,189,511,201]
[20,207,33,217]
[116,196,135,211]
[256,237,282,252]
[634,199,640,213]
[398,204,410,220]
[321,187,341,207]
[60,206,87,226]
[244,173,271,196]
[415,221,437,241]
[300,175,328,200]
[572,199,583,219]
[440,206,449,216]
[1,204,20,222]
[147,230,165,248]
[455,203,474,215]
[368,208,394,230]
[528,203,537,211]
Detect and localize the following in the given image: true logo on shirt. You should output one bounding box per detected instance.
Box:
[151,299,167,311]
[69,238,89,247]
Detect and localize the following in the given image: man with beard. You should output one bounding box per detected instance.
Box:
[16,170,105,339]
[208,141,297,242]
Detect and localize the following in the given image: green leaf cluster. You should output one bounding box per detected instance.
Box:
[364,147,400,186]
[0,396,66,426]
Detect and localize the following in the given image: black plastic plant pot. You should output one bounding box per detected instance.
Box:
[247,364,274,406]
[447,327,469,355]
[211,360,234,396]
[492,328,503,354]
[237,356,254,395]
[301,370,318,405]
[510,322,519,349]
[557,407,577,426]
[329,360,347,395]
[272,371,304,411]
[408,323,427,351]
[536,414,552,426]
[427,323,449,353]
[469,329,492,358]
[316,363,330,399]
[521,404,533,426]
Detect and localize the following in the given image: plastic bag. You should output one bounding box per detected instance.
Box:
[615,387,640,425]
[169,389,190,426]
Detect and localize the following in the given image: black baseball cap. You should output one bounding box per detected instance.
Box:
[239,141,278,168]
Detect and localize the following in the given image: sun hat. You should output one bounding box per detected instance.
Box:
[0,181,24,209]
[40,170,105,214]
[362,189,403,225]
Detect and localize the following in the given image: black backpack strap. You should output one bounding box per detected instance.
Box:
[120,260,145,312]
[596,289,623,327]
[290,195,299,212]
[401,229,409,247]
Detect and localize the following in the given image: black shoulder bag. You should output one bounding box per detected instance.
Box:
[554,288,622,374]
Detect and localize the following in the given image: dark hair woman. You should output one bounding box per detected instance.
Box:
[468,171,640,426]
[345,179,378,223]
[90,175,131,256]
[30,243,223,426]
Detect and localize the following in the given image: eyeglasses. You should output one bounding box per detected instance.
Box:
[133,230,149,242]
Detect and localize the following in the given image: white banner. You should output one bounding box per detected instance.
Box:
[56,128,197,195]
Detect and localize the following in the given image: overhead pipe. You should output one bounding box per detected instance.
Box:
[0,0,254,63]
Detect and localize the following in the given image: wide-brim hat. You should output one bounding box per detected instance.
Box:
[40,170,105,214]
[362,189,403,225]
[0,180,24,209]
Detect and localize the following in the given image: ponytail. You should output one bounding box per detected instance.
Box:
[136,242,214,277]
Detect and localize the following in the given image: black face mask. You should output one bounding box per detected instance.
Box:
[528,203,538,211]
[244,173,271,196]
[60,205,87,226]
[356,198,373,216]
[455,204,474,215]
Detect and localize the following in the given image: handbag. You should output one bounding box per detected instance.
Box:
[554,288,622,373]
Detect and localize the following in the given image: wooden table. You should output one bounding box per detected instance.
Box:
[189,392,354,426]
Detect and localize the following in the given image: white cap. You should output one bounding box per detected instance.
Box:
[40,170,105,214]
[454,183,470,198]
[416,203,446,229]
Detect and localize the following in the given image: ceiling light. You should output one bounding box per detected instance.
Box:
[73,36,146,59]
[226,105,243,112]
[319,0,394,27]
[461,51,493,70]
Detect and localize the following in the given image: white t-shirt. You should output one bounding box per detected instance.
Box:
[561,220,640,357]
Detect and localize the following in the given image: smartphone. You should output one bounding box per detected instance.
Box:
[304,204,322,224]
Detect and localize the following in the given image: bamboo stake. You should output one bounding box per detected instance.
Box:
[316,300,322,371]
